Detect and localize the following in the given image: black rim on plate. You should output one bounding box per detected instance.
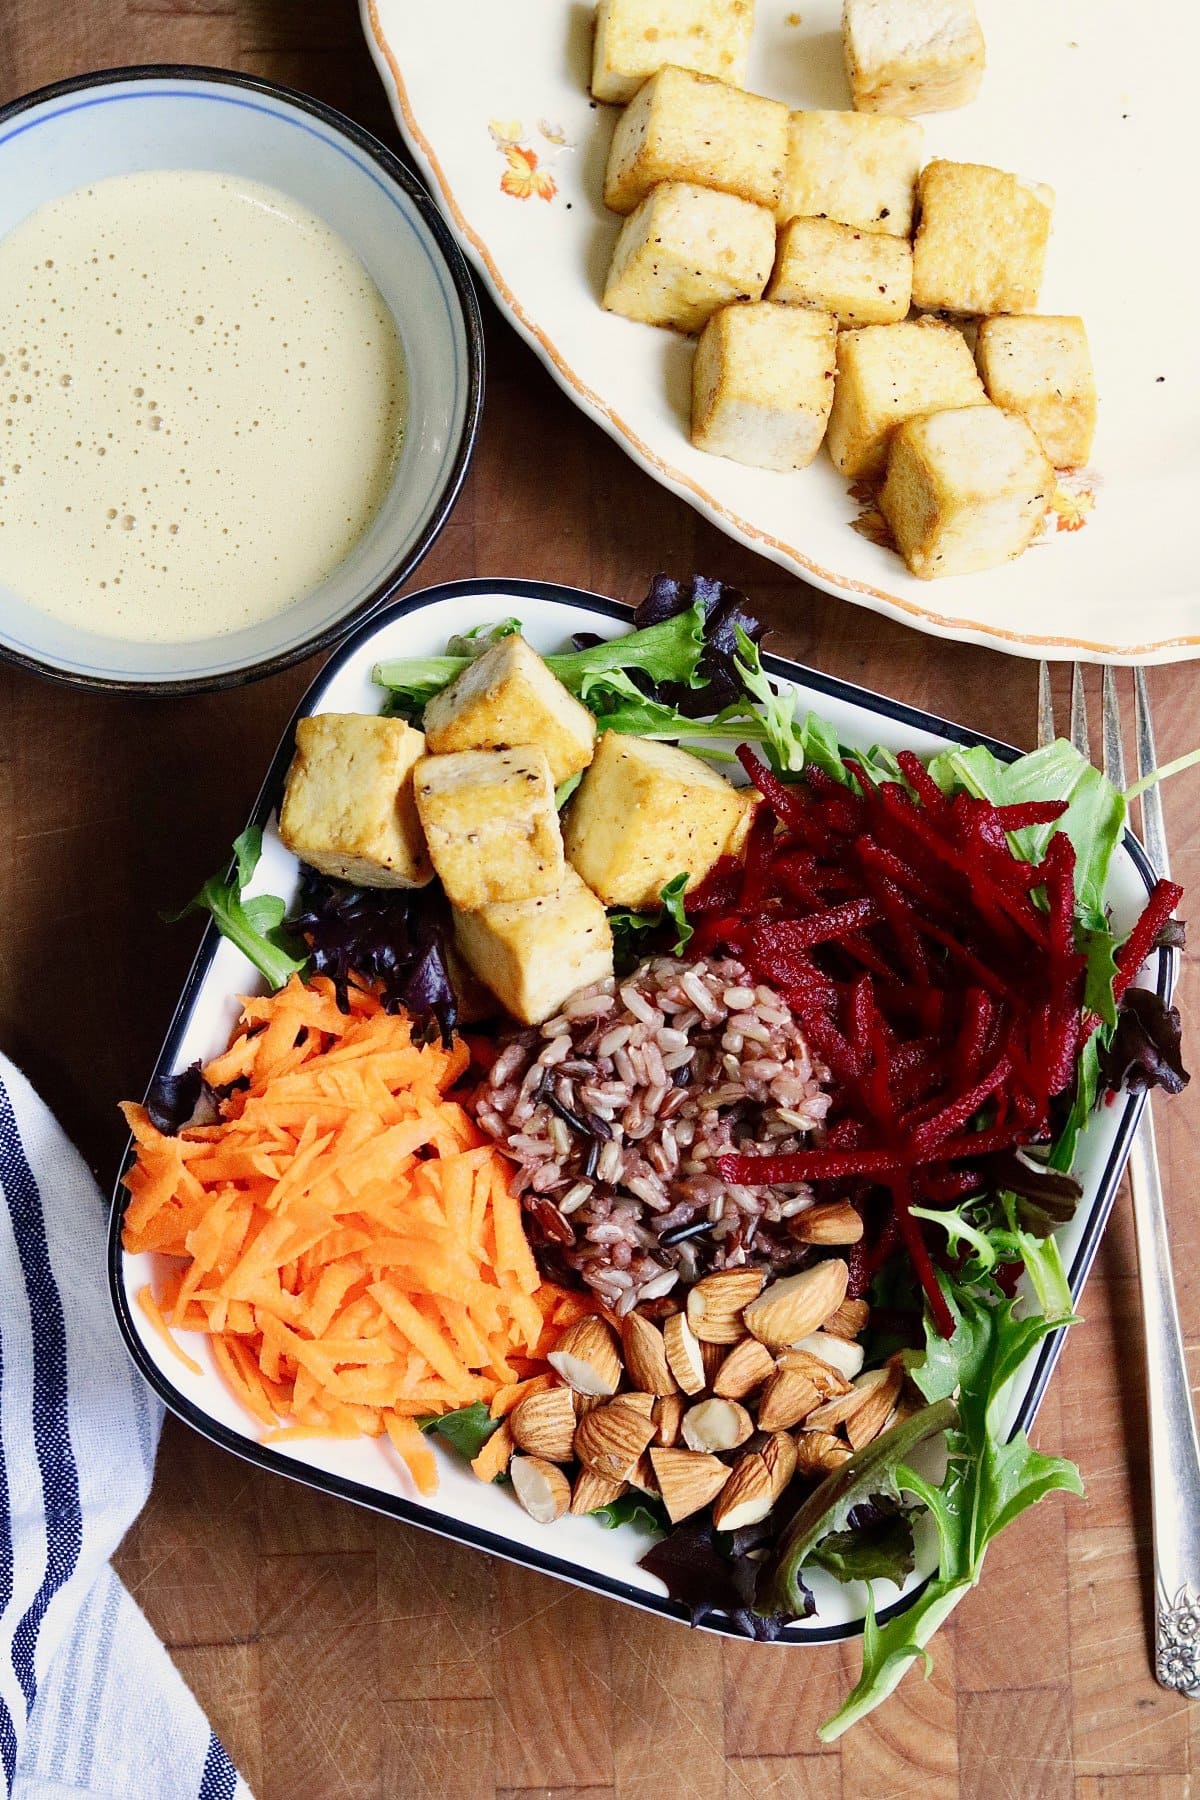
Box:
[0,65,485,696]
[106,579,1173,1642]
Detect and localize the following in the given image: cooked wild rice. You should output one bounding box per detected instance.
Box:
[473,957,832,1313]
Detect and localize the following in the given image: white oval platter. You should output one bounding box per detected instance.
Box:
[361,0,1199,664]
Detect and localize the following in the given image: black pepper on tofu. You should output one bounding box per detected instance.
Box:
[413,744,564,912]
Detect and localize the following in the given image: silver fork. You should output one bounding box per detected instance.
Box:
[1040,660,1200,1695]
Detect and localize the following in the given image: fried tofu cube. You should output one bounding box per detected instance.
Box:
[454,867,614,1026]
[413,747,564,912]
[563,731,752,908]
[974,315,1096,468]
[777,110,923,238]
[602,181,775,332]
[603,66,788,214]
[842,0,985,115]
[912,160,1053,315]
[278,713,432,889]
[591,0,756,104]
[767,216,911,325]
[691,301,837,471]
[880,403,1053,579]
[826,317,986,479]
[423,633,596,786]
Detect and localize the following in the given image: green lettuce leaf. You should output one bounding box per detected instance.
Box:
[926,738,1125,916]
[805,1502,918,1588]
[169,827,308,991]
[732,625,806,772]
[757,1398,957,1619]
[548,600,710,690]
[730,627,911,789]
[444,618,521,657]
[659,872,694,952]
[1078,917,1120,1029]
[573,671,755,761]
[376,600,713,709]
[818,1279,1083,1741]
[376,620,525,719]
[375,603,771,751]
[1049,1032,1101,1172]
[608,905,662,971]
[910,1197,1077,1325]
[417,1401,500,1464]
[590,1490,669,1533]
[609,874,693,967]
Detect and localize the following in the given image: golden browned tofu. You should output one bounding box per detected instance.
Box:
[691,301,838,472]
[842,0,985,115]
[911,160,1053,315]
[454,866,614,1026]
[603,65,788,215]
[777,111,923,237]
[826,317,986,480]
[974,315,1096,468]
[278,713,432,889]
[879,403,1053,579]
[591,0,755,105]
[413,747,564,912]
[423,633,596,786]
[767,216,911,326]
[602,181,776,333]
[563,730,752,908]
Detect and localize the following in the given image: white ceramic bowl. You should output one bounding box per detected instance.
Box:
[0,66,483,692]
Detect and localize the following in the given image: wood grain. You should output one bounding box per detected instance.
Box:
[2,3,1199,1794]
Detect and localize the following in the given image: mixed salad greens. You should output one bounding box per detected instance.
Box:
[175,574,1194,1739]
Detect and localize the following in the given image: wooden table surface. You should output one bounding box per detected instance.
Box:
[3,4,1199,1795]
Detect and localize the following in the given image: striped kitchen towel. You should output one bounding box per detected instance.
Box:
[0,1056,253,1800]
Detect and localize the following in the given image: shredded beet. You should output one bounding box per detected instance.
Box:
[704,751,1177,1335]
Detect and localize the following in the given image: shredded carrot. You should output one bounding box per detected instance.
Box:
[137,1284,202,1376]
[470,1418,514,1484]
[488,1372,558,1419]
[121,977,551,1493]
[383,1413,438,1496]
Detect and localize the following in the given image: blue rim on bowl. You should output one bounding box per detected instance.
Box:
[0,66,484,695]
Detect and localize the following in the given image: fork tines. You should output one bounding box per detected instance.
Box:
[1037,659,1170,880]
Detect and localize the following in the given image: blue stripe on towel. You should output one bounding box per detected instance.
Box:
[71,1571,121,1787]
[0,1077,83,1713]
[198,1730,239,1800]
[0,1331,16,1791]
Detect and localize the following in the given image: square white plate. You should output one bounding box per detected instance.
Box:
[108,579,1170,1641]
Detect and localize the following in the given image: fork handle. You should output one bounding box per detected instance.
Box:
[1128,1098,1200,1693]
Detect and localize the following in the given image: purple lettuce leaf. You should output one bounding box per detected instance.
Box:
[145,1063,221,1136]
[290,870,458,1043]
[1099,986,1190,1098]
[640,1510,803,1639]
[633,574,769,716]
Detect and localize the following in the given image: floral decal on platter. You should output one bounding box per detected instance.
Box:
[846,478,895,552]
[1047,470,1097,534]
[489,117,574,204]
[847,467,1098,558]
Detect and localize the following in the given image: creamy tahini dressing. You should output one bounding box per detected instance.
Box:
[0,171,405,642]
